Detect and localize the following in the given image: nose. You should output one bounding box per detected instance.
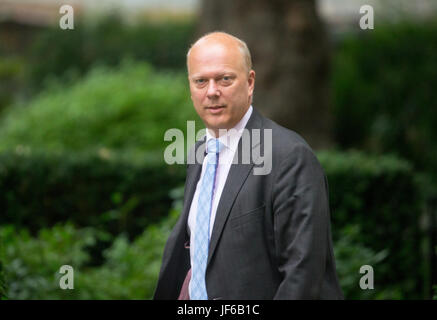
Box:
[206,80,220,99]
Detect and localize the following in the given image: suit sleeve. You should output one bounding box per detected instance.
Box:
[272,144,330,299]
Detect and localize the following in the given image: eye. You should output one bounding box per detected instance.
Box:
[193,78,207,87]
[220,75,234,85]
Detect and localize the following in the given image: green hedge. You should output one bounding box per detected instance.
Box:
[0,16,196,121]
[0,56,29,115]
[0,223,100,299]
[0,60,196,244]
[318,151,424,299]
[0,182,184,301]
[332,21,437,189]
[0,149,185,240]
[26,16,196,91]
[0,151,426,299]
[331,20,437,299]
[0,197,181,300]
[0,61,198,154]
[0,60,197,241]
[0,260,6,299]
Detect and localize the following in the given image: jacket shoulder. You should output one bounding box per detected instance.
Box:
[261,116,317,165]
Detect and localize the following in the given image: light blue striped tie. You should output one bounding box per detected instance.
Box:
[191,138,222,300]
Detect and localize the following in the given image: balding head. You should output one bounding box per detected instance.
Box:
[186,31,255,137]
[187,31,252,74]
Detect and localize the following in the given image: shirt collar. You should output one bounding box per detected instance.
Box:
[206,105,253,153]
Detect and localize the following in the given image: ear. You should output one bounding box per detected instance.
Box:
[248,70,255,95]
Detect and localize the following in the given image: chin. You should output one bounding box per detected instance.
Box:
[205,116,229,130]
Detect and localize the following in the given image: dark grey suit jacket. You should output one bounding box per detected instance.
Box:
[153,108,343,299]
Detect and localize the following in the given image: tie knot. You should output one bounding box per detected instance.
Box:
[206,138,223,154]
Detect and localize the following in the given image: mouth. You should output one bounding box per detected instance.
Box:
[205,105,226,114]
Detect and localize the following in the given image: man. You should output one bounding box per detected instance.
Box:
[154,32,343,300]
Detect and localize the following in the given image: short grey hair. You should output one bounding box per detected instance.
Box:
[186,31,253,73]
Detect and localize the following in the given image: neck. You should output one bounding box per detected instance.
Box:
[207,128,222,138]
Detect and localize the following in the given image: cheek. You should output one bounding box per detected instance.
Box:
[190,92,203,108]
[192,88,206,101]
[227,89,246,109]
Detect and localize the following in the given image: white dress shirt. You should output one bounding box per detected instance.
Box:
[188,105,253,296]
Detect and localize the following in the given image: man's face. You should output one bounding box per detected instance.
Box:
[187,39,255,136]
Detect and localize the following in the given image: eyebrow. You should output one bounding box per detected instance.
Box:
[190,72,237,80]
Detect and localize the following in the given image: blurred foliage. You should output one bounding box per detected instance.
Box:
[332,20,437,194]
[0,223,99,299]
[0,15,195,123]
[0,151,426,299]
[0,149,185,242]
[0,14,434,300]
[334,224,393,299]
[0,218,163,299]
[318,150,424,298]
[331,21,437,296]
[0,56,29,115]
[0,60,198,242]
[76,208,179,299]
[0,259,6,299]
[0,61,199,154]
[0,189,181,300]
[27,15,195,91]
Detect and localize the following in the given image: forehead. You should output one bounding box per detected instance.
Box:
[188,41,245,76]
